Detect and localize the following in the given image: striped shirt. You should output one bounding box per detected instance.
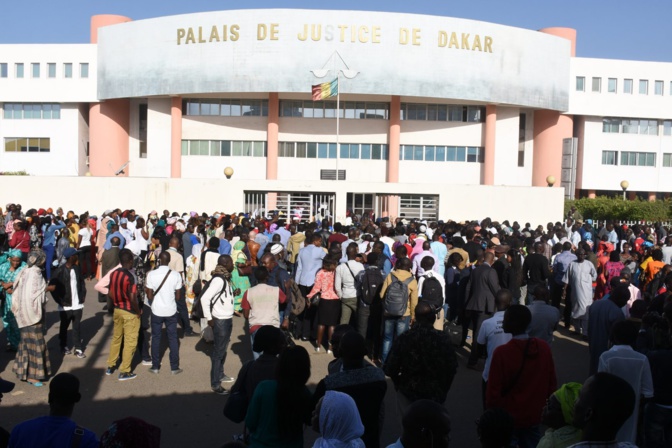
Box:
[109,268,138,314]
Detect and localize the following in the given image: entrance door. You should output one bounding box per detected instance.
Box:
[399,195,439,220]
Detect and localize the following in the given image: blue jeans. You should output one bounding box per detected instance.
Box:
[43,244,54,279]
[645,402,672,448]
[210,317,233,389]
[250,328,260,360]
[151,312,179,370]
[382,315,410,363]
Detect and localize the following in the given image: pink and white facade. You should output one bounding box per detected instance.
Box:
[0,10,670,221]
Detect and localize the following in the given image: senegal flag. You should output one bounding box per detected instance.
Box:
[312,78,338,101]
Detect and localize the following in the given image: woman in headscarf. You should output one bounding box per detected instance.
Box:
[11,249,53,386]
[312,391,365,448]
[0,249,27,351]
[185,243,203,315]
[537,382,582,448]
[231,241,251,314]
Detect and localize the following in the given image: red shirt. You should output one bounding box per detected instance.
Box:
[486,337,557,428]
[328,233,348,247]
[109,268,138,314]
[9,229,30,253]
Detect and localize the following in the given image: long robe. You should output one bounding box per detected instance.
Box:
[563,260,597,319]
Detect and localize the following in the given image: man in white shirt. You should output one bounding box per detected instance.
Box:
[145,251,183,375]
[476,289,513,405]
[598,319,654,444]
[662,236,672,266]
[201,254,237,395]
[335,244,365,326]
[417,256,447,331]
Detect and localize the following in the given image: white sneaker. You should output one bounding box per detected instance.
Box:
[141,360,152,366]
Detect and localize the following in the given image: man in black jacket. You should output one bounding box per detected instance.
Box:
[51,248,87,358]
[522,242,551,304]
[464,252,500,367]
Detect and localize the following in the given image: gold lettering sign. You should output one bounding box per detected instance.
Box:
[175,23,495,53]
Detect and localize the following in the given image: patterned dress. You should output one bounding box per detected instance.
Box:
[0,260,26,348]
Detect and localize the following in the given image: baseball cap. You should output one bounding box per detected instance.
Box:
[63,248,78,259]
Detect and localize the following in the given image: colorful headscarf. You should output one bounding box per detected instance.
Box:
[553,382,583,426]
[27,249,46,267]
[232,241,247,265]
[7,249,22,259]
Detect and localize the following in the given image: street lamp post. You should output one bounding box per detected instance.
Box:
[620,180,629,200]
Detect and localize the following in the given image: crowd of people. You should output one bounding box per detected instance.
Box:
[0,202,671,447]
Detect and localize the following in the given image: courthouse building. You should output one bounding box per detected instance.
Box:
[0,10,670,221]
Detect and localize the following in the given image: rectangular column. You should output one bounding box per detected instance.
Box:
[483,104,496,185]
[266,93,279,210]
[170,97,182,178]
[386,95,401,219]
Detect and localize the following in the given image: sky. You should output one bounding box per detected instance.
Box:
[2,0,671,62]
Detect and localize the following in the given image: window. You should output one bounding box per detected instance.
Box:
[3,103,61,119]
[47,63,56,78]
[4,137,50,152]
[664,154,672,167]
[0,63,7,78]
[279,100,387,120]
[399,145,485,163]
[624,79,633,94]
[183,99,269,117]
[400,103,484,123]
[602,118,620,133]
[640,120,658,135]
[15,63,24,78]
[607,78,617,93]
[576,76,585,91]
[602,151,617,165]
[181,140,265,157]
[622,119,639,134]
[639,80,648,95]
[64,63,72,78]
[280,142,386,159]
[592,77,601,92]
[80,63,89,78]
[655,80,664,96]
[620,151,655,167]
[664,121,672,136]
[31,63,39,78]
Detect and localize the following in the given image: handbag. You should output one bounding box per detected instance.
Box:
[310,292,321,307]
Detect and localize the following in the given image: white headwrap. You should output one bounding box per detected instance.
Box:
[313,391,365,448]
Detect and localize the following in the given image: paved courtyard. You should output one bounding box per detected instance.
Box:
[0,279,590,447]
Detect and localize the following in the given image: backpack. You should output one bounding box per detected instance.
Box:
[420,275,443,311]
[383,275,412,317]
[191,274,227,320]
[361,268,384,306]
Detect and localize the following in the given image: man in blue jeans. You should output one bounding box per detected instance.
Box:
[202,255,238,395]
[145,251,183,375]
[379,257,418,364]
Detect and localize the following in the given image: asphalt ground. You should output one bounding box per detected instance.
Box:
[0,279,590,447]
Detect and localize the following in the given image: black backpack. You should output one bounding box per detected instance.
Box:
[420,275,443,311]
[383,275,412,317]
[360,268,384,306]
[191,274,227,320]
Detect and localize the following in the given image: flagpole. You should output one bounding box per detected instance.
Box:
[336,71,341,183]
